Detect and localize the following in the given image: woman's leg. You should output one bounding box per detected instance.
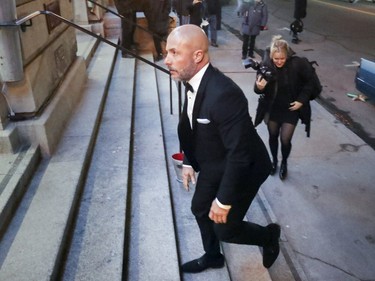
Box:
[279,123,297,179]
[280,123,296,162]
[267,120,281,166]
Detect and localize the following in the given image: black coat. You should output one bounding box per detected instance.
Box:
[178,64,271,205]
[240,1,268,36]
[143,0,171,36]
[254,49,314,137]
[172,0,191,16]
[294,0,307,19]
[188,2,205,26]
[206,0,219,15]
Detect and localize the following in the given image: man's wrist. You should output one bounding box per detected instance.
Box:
[215,198,232,210]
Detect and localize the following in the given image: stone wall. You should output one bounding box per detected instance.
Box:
[0,0,93,154]
[3,0,77,115]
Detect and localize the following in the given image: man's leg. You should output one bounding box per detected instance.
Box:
[248,35,257,58]
[209,15,218,47]
[242,34,250,59]
[120,12,137,58]
[213,180,281,268]
[181,178,224,273]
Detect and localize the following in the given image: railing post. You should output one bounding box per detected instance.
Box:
[0,0,24,82]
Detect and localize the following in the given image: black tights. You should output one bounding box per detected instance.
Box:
[267,120,296,164]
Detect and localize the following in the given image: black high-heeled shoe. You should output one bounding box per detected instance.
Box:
[279,162,287,180]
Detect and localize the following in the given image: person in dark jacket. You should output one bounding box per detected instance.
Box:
[188,0,206,27]
[254,35,314,180]
[114,0,140,58]
[164,24,280,274]
[172,0,191,25]
[143,0,171,61]
[240,0,268,59]
[291,0,307,43]
[205,0,220,47]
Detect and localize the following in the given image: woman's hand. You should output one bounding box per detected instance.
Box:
[255,75,267,91]
[289,101,303,111]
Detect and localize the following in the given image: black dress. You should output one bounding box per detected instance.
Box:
[269,67,299,125]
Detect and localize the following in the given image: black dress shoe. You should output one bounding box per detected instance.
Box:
[122,53,134,59]
[279,162,287,180]
[181,254,225,273]
[270,162,277,175]
[263,223,281,268]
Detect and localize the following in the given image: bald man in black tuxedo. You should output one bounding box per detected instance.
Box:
[164,25,281,273]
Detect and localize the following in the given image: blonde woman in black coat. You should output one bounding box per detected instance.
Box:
[254,35,314,180]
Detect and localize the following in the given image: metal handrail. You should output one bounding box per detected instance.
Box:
[0,10,178,114]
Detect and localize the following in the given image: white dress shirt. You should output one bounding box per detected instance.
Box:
[184,63,232,210]
[186,63,209,128]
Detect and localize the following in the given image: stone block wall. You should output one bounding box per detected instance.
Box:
[5,0,77,115]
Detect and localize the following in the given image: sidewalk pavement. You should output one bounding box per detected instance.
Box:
[201,3,375,280]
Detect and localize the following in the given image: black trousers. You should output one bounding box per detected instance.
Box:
[191,170,270,257]
[121,12,136,50]
[152,35,163,56]
[242,34,257,57]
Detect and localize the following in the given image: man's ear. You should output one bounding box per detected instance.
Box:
[194,50,204,63]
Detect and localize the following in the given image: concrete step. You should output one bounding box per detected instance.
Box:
[126,53,180,280]
[76,31,101,66]
[61,53,181,280]
[0,145,40,236]
[0,123,21,154]
[61,53,136,281]
[0,41,118,281]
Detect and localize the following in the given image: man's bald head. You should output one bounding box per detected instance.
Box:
[164,24,210,81]
[168,24,209,54]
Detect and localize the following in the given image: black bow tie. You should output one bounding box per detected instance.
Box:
[183,82,194,93]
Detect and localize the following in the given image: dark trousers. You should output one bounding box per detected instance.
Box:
[242,34,257,57]
[191,170,270,257]
[121,12,136,50]
[153,36,163,56]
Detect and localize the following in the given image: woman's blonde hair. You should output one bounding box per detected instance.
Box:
[269,35,290,59]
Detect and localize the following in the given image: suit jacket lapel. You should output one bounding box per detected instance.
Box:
[181,88,192,133]
[191,64,213,131]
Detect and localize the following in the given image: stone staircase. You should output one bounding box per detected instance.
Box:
[0,36,121,280]
[0,24,301,280]
[0,28,187,279]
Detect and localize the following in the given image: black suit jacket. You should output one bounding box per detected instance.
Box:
[178,64,271,205]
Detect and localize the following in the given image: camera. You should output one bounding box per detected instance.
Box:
[243,58,274,81]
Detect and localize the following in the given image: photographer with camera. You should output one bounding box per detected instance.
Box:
[253,35,315,180]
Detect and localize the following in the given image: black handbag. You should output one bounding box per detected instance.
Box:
[254,94,267,127]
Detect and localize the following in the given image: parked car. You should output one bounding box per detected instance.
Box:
[355,58,375,99]
[349,0,375,3]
